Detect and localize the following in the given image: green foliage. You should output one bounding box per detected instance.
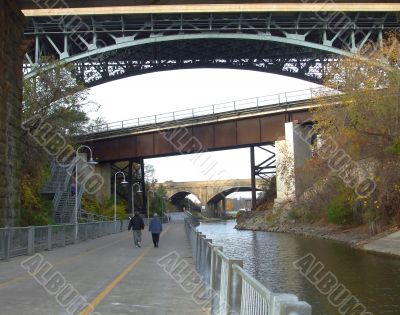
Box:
[81,195,127,220]
[19,173,53,226]
[327,188,354,225]
[385,138,400,155]
[288,210,302,221]
[18,58,101,226]
[148,184,169,216]
[297,33,400,227]
[257,176,277,210]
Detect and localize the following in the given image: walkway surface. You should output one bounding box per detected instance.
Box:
[363,230,400,256]
[0,219,206,315]
[364,231,400,256]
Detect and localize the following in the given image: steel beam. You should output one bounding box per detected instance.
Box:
[250,146,257,211]
[23,12,398,86]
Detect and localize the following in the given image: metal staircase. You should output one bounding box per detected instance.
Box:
[42,161,80,223]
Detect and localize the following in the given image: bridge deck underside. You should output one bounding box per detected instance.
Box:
[18,1,400,10]
[23,12,399,86]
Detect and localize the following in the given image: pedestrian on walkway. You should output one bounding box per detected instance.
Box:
[128,212,144,248]
[149,213,162,247]
[70,181,76,196]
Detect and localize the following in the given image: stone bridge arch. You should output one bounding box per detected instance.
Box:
[157,179,263,207]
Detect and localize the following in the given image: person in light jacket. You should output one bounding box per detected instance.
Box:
[149,213,162,247]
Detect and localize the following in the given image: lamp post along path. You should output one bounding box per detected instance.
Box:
[74,145,97,242]
[131,183,142,217]
[114,171,128,233]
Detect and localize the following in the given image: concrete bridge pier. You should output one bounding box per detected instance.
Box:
[0,1,25,227]
[275,122,312,203]
[93,163,112,204]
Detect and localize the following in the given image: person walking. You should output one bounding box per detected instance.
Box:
[149,213,162,247]
[128,212,144,248]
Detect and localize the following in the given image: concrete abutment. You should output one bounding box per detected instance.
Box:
[0,1,25,226]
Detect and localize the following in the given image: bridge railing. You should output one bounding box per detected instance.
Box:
[0,220,129,261]
[83,87,330,135]
[184,216,312,315]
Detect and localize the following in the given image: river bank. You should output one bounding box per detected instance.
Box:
[235,210,400,257]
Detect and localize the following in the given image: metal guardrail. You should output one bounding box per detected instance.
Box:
[0,220,129,261]
[184,216,312,315]
[82,87,329,136]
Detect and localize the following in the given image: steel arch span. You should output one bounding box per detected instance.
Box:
[23,12,399,86]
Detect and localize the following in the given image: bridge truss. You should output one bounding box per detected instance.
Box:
[23,12,398,86]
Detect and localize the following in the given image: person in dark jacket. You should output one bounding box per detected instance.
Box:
[149,213,162,247]
[128,212,145,248]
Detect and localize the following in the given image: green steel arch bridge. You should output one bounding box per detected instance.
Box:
[21,1,400,86]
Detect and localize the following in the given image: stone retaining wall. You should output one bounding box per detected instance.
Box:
[0,1,25,226]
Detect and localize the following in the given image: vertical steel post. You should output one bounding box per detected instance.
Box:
[4,227,10,261]
[140,159,147,216]
[250,146,257,211]
[128,161,133,216]
[85,224,88,241]
[27,226,35,256]
[47,226,53,251]
[61,226,66,247]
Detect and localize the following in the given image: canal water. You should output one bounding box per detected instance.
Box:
[197,220,400,315]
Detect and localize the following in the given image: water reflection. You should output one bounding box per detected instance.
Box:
[197,220,400,314]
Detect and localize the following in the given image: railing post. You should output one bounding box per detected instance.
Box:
[27,226,35,256]
[47,226,53,251]
[222,258,242,315]
[233,101,236,111]
[230,262,243,313]
[272,294,312,315]
[74,224,79,244]
[85,224,88,241]
[61,226,66,247]
[210,246,222,291]
[196,232,203,270]
[4,227,10,261]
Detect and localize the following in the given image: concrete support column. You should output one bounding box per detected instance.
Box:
[93,163,112,204]
[276,122,312,203]
[0,1,25,227]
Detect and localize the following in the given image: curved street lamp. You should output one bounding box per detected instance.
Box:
[74,145,97,241]
[114,171,128,232]
[131,182,142,216]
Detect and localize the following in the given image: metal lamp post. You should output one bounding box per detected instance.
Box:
[74,145,97,242]
[161,196,167,221]
[114,171,128,233]
[147,190,156,222]
[131,183,142,216]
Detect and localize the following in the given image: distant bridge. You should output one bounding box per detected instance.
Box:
[156,178,263,207]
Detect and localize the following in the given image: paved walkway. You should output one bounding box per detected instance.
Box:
[0,221,206,315]
[363,230,400,256]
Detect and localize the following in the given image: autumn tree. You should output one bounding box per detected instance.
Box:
[20,59,99,225]
[305,34,400,228]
